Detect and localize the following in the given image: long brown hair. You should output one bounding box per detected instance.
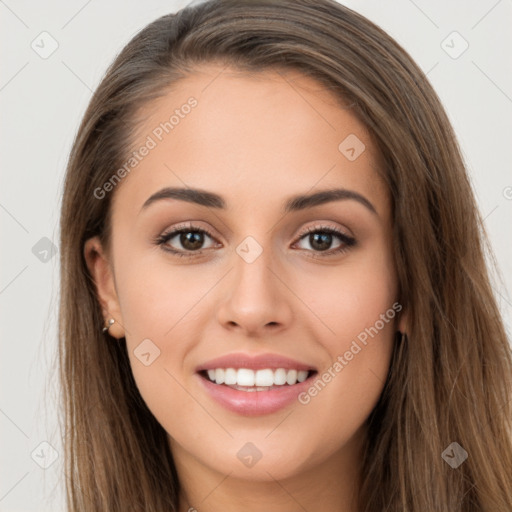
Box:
[58,0,512,510]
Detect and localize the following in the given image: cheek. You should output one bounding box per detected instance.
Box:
[297,239,398,344]
[114,258,209,430]
[111,248,211,387]
[290,242,398,424]
[115,254,215,338]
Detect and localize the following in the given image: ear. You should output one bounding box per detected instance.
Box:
[396,303,408,336]
[83,236,125,339]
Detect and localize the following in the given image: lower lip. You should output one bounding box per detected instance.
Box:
[197,372,316,416]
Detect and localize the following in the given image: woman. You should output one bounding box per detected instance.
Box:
[58,0,512,510]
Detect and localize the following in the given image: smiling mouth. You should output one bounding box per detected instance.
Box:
[198,368,318,392]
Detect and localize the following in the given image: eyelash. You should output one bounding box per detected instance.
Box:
[153,222,357,259]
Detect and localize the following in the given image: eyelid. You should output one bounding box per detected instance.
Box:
[295,222,354,240]
[159,221,217,237]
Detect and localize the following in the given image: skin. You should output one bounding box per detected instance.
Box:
[85,64,407,512]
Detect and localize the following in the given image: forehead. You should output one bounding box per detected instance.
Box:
[112,64,388,219]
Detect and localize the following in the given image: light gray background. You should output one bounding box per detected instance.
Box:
[1,1,511,510]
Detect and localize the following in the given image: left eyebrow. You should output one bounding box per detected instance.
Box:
[284,188,377,215]
[140,186,377,216]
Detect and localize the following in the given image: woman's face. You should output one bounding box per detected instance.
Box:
[86,64,403,485]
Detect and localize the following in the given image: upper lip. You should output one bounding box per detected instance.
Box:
[195,352,317,372]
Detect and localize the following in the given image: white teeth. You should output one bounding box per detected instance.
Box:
[274,368,287,385]
[224,368,237,385]
[255,369,274,387]
[214,368,225,385]
[297,370,308,382]
[286,369,297,385]
[204,368,311,387]
[237,368,255,386]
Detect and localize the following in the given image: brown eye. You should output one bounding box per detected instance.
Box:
[304,232,336,251]
[154,224,219,257]
[175,231,206,251]
[294,225,356,257]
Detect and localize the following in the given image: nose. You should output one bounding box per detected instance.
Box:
[215,242,293,337]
